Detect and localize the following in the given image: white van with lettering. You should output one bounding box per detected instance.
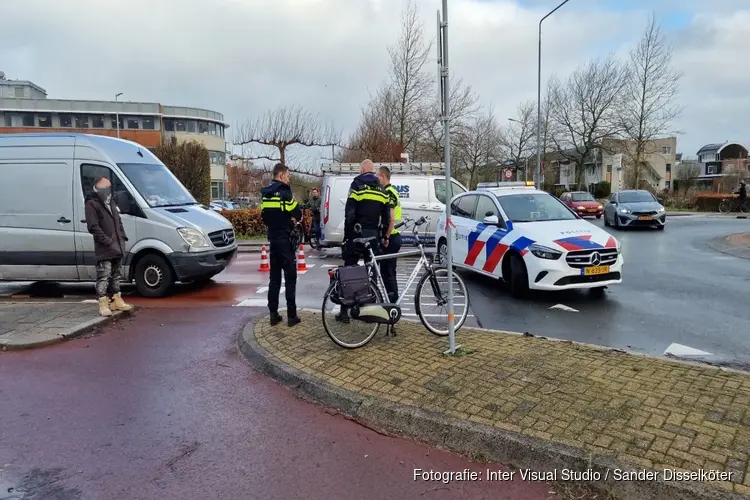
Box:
[319,162,467,248]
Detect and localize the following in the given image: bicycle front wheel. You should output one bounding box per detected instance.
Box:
[740,200,750,214]
[321,281,383,349]
[718,199,731,213]
[414,268,470,336]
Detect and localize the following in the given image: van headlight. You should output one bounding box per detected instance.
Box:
[177,227,210,249]
[529,243,562,260]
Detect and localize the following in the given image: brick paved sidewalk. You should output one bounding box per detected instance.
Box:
[246,311,750,499]
[0,301,127,349]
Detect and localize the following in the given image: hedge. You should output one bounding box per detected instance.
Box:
[222,208,313,238]
[694,193,737,212]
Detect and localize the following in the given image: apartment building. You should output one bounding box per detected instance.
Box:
[0,72,231,199]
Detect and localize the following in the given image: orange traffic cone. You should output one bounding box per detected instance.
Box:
[296,244,308,272]
[258,245,270,272]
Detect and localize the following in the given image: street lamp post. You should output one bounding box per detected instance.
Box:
[437,1,459,355]
[536,0,571,190]
[115,93,123,138]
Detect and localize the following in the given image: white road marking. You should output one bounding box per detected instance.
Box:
[321,264,338,268]
[257,286,284,294]
[548,304,579,313]
[81,299,98,303]
[663,343,713,357]
[235,298,268,307]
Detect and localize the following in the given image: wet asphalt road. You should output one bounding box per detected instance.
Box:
[465,216,750,368]
[0,307,554,500]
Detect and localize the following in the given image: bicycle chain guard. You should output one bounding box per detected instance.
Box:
[350,304,401,325]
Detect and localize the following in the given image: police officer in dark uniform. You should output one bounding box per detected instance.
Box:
[261,163,302,327]
[336,159,390,323]
[376,166,402,304]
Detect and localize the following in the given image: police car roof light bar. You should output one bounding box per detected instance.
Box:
[321,162,446,175]
[476,181,536,190]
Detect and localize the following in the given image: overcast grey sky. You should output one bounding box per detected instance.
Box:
[1,0,747,165]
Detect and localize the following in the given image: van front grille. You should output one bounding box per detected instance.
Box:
[209,229,235,248]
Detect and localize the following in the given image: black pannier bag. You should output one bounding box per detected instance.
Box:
[336,265,374,306]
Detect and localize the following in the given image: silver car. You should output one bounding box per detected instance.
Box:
[603,190,666,230]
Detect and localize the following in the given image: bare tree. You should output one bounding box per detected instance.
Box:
[386,0,434,154]
[234,105,340,169]
[547,55,628,188]
[619,15,682,189]
[419,76,480,161]
[454,108,502,189]
[499,101,536,180]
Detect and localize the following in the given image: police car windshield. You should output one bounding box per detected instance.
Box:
[496,193,577,222]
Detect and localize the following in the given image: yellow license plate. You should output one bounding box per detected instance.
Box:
[583,265,610,276]
[638,215,652,220]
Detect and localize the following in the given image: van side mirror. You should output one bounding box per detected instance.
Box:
[483,214,499,225]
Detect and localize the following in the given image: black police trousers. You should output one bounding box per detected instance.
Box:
[268,236,297,318]
[379,232,401,303]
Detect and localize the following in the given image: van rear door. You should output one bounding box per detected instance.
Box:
[0,157,79,280]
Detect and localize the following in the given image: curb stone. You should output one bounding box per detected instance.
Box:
[237,319,744,500]
[0,308,134,351]
[706,234,750,260]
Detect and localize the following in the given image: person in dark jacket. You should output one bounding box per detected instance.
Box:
[304,188,322,244]
[737,181,747,201]
[336,159,390,323]
[85,176,133,317]
[261,163,303,327]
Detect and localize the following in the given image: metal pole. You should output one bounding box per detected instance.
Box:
[115,92,123,138]
[439,1,459,355]
[537,0,570,191]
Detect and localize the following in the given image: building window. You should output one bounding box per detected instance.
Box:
[59,114,73,127]
[13,86,26,98]
[665,181,670,189]
[110,115,123,130]
[219,125,224,138]
[209,123,217,135]
[175,119,186,132]
[164,119,175,132]
[91,115,105,128]
[37,113,52,127]
[707,165,717,174]
[211,181,226,200]
[209,151,226,165]
[21,113,35,127]
[186,120,196,133]
[75,115,89,128]
[606,164,612,173]
[662,146,672,154]
[126,116,139,129]
[142,117,155,130]
[198,121,208,134]
[2,114,10,127]
[666,163,671,173]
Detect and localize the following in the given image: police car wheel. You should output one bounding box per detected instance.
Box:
[437,239,448,266]
[509,254,529,299]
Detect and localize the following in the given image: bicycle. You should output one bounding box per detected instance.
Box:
[321,216,470,349]
[718,197,749,214]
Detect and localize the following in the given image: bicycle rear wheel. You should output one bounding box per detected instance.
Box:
[740,200,750,214]
[321,281,383,349]
[718,199,731,213]
[414,268,470,336]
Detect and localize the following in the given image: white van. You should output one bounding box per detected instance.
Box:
[319,162,467,247]
[0,133,238,297]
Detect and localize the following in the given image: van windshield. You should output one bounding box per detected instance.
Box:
[118,163,197,208]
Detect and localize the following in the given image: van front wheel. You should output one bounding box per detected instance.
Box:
[134,254,174,298]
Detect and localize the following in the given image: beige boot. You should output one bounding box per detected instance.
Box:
[98,297,113,317]
[110,293,134,312]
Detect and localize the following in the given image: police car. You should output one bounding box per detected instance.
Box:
[435,182,623,298]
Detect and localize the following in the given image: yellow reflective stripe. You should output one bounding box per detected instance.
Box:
[349,189,389,203]
[261,200,282,209]
[386,186,401,234]
[285,200,298,211]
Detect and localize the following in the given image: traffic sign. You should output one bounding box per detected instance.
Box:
[503,168,513,180]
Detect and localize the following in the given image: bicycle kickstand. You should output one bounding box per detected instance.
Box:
[386,324,397,337]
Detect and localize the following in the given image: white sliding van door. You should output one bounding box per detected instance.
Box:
[392,177,431,245]
[75,163,139,281]
[0,160,80,280]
